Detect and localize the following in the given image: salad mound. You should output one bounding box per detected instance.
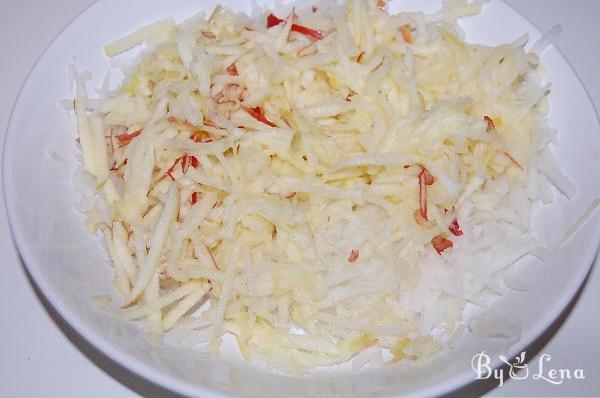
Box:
[71,0,570,373]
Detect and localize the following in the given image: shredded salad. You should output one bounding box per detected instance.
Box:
[70,0,573,373]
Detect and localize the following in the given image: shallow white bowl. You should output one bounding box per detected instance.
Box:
[4,0,600,396]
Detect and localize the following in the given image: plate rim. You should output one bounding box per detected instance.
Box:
[2,0,600,397]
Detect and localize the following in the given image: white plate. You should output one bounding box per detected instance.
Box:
[3,0,600,396]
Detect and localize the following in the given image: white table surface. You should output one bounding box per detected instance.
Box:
[1,1,599,397]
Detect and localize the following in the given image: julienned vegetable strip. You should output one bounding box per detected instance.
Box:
[243,106,277,127]
[290,24,325,40]
[266,13,325,40]
[503,151,524,171]
[125,185,180,306]
[116,129,141,145]
[418,167,434,220]
[165,157,181,181]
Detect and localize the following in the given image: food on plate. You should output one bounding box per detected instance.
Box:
[70,0,572,373]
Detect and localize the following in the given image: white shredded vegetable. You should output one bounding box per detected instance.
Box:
[557,199,600,249]
[71,0,573,373]
[104,18,177,57]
